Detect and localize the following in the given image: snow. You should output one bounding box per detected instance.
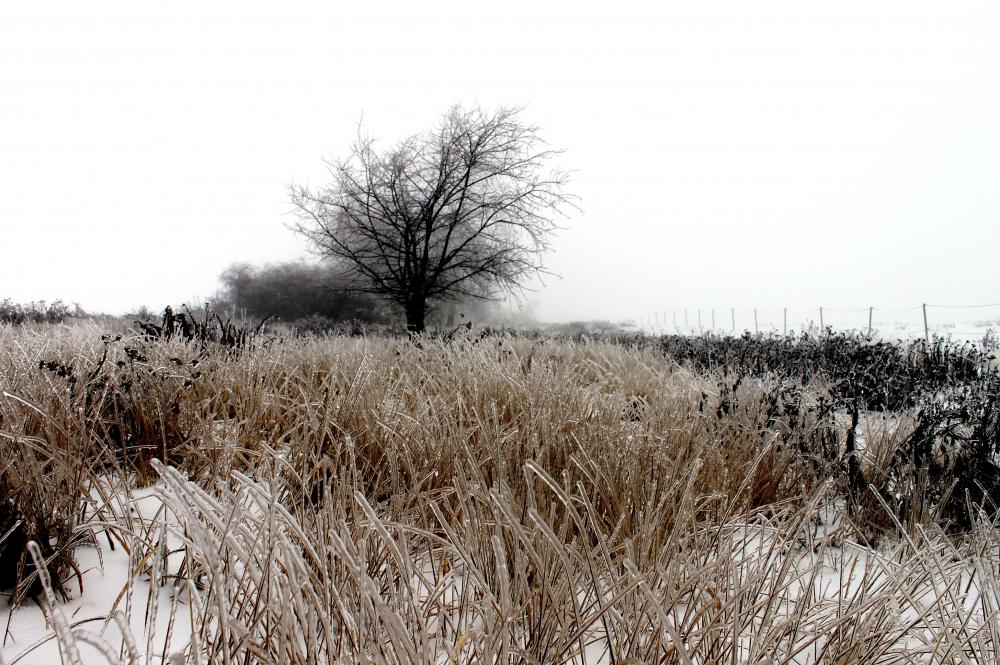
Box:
[1,423,994,664]
[1,488,192,665]
[3,479,997,664]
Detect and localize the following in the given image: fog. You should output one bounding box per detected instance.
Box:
[2,1,999,325]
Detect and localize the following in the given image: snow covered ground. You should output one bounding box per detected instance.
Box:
[4,477,997,664]
[1,489,192,665]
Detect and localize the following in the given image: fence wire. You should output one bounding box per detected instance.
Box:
[638,302,1000,342]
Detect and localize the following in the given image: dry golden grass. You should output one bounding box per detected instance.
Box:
[1,322,998,663]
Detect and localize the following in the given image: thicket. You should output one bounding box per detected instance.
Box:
[217,260,522,333]
[644,331,1000,534]
[217,260,392,325]
[652,331,992,411]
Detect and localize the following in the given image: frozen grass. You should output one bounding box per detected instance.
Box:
[1,323,998,663]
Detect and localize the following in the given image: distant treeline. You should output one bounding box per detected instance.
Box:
[216,261,393,326]
[2,260,518,332]
[216,260,511,330]
[0,299,84,325]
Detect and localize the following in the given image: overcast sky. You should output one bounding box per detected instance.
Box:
[2,1,999,326]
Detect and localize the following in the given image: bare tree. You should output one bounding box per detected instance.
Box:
[290,105,574,332]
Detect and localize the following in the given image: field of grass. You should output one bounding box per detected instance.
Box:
[1,321,998,664]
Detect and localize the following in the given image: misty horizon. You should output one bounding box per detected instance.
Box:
[2,1,998,328]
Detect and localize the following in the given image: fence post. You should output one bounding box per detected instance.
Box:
[731,308,735,333]
[783,307,787,336]
[697,309,702,333]
[922,303,929,345]
[819,307,824,332]
[868,307,873,339]
[711,309,715,333]
[673,310,678,332]
[754,309,759,335]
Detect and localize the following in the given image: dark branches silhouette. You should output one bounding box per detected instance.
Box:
[290,104,574,333]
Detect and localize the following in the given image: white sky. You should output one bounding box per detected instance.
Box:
[2,1,999,325]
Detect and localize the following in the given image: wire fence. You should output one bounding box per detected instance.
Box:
[635,302,1000,342]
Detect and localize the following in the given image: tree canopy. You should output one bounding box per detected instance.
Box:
[290,105,574,332]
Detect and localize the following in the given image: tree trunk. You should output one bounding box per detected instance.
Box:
[405,300,426,334]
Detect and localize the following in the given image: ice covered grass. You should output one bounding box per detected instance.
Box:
[7,466,999,664]
[1,323,998,662]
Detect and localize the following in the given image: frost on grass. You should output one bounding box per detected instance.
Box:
[1,325,999,663]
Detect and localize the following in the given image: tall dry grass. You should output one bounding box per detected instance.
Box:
[1,322,997,663]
